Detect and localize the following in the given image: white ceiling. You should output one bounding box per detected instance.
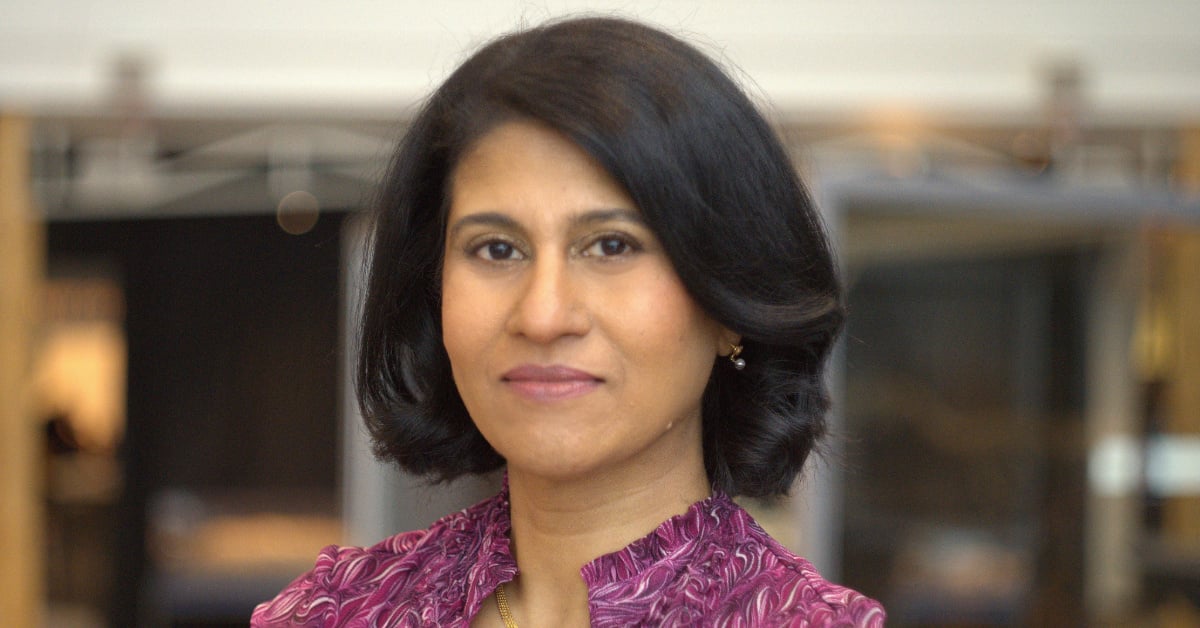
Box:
[3,0,1199,124]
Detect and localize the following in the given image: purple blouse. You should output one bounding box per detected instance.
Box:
[252,485,885,626]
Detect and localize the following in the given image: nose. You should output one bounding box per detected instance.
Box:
[506,255,590,343]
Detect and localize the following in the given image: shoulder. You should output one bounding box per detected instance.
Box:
[728,547,886,626]
[714,502,886,626]
[587,493,885,626]
[250,493,510,626]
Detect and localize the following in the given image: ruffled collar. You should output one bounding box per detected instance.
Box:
[580,490,743,587]
[480,475,746,591]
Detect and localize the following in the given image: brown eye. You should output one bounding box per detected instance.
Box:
[486,242,515,259]
[599,238,628,256]
[472,239,525,261]
[583,235,638,258]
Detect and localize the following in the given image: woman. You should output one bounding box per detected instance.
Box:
[254,16,884,627]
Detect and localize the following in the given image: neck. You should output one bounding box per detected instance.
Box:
[502,439,710,626]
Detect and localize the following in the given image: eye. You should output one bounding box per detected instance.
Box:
[581,235,638,258]
[471,239,525,261]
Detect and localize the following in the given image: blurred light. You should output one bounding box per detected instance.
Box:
[1146,435,1200,496]
[276,190,319,235]
[35,277,127,453]
[860,108,929,177]
[33,321,127,452]
[1090,434,1200,497]
[1089,435,1139,497]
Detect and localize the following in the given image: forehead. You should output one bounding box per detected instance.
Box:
[447,120,636,218]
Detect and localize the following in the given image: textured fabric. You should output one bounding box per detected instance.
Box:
[252,485,885,627]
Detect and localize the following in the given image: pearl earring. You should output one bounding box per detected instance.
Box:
[728,344,746,370]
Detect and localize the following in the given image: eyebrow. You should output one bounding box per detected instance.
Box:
[446,208,645,239]
[446,212,519,240]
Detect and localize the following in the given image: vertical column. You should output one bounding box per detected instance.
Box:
[0,113,45,626]
[1163,229,1200,538]
[1084,237,1142,621]
[1177,128,1200,197]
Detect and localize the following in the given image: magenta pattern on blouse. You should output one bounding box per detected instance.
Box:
[251,486,885,627]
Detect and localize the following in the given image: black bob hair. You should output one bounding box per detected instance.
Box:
[357,16,844,498]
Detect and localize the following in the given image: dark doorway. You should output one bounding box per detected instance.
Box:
[47,212,346,626]
[841,251,1090,626]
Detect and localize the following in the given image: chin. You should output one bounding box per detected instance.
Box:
[500,441,613,481]
[506,458,599,483]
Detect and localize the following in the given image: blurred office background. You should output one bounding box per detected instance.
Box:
[2,1,1199,626]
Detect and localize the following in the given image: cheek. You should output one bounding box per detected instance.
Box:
[615,277,719,376]
[440,270,486,374]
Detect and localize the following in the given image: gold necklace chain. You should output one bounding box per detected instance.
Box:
[494,582,518,628]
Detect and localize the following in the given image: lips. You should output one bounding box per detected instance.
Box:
[501,364,602,401]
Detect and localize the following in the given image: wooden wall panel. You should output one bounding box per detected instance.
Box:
[0,113,44,627]
[1163,229,1200,539]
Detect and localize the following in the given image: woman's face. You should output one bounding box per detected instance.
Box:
[441,120,733,482]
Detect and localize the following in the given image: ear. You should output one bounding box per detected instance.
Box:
[715,326,742,356]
